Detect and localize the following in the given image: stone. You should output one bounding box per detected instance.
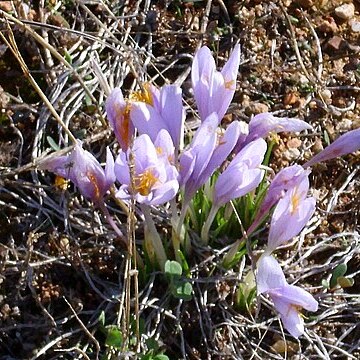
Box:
[350,20,360,32]
[335,3,355,20]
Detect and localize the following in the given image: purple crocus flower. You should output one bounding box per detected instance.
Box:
[115,132,179,205]
[192,44,240,123]
[257,254,318,338]
[130,83,185,152]
[179,113,242,205]
[303,127,360,168]
[267,170,316,252]
[235,112,312,152]
[201,138,267,243]
[106,88,135,151]
[213,138,267,207]
[40,140,115,205]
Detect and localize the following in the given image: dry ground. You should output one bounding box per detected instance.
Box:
[0,0,359,359]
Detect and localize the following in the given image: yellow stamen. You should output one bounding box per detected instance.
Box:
[129,83,153,106]
[134,169,159,196]
[54,175,69,190]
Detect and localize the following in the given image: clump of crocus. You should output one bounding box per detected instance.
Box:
[192,44,240,123]
[115,130,179,206]
[256,254,318,338]
[201,138,267,244]
[40,140,115,206]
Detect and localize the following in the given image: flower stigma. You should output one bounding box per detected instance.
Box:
[87,171,101,200]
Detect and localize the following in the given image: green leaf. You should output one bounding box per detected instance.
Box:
[154,355,169,360]
[46,136,60,151]
[64,50,72,65]
[165,260,182,278]
[330,263,347,289]
[321,279,330,289]
[105,326,123,349]
[98,310,105,326]
[173,281,193,301]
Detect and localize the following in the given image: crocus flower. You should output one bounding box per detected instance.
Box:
[179,113,242,205]
[130,83,185,152]
[257,255,318,338]
[115,131,179,206]
[106,87,135,151]
[303,127,360,168]
[192,44,240,123]
[267,170,316,253]
[40,140,115,205]
[213,138,267,207]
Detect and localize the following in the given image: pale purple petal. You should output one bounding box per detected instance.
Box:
[159,85,185,150]
[271,285,319,312]
[267,174,316,252]
[104,147,116,189]
[130,102,165,141]
[303,127,360,168]
[256,255,286,294]
[214,138,266,206]
[273,297,304,338]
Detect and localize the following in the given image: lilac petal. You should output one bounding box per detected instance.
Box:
[272,285,318,312]
[221,44,241,87]
[114,151,130,185]
[104,147,116,189]
[245,113,312,146]
[272,296,305,338]
[39,155,70,178]
[154,129,176,164]
[232,138,267,168]
[179,151,196,186]
[256,255,286,294]
[214,138,267,206]
[268,182,316,252]
[159,85,185,150]
[130,102,165,141]
[150,179,179,205]
[200,120,242,184]
[260,165,309,215]
[192,46,216,85]
[303,127,360,168]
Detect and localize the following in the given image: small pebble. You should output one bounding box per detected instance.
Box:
[350,19,360,32]
[283,148,301,161]
[335,3,355,20]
